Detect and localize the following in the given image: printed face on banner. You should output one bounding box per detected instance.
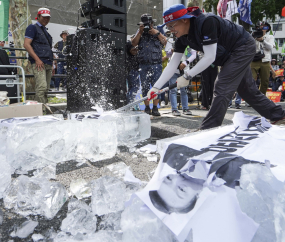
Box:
[136,112,284,242]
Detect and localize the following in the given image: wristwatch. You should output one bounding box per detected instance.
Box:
[154,32,160,38]
[183,73,192,81]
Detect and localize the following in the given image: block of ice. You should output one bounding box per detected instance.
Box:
[91,176,127,216]
[99,111,151,145]
[33,165,56,179]
[3,119,117,173]
[54,230,122,242]
[69,179,92,199]
[98,212,122,231]
[100,162,130,180]
[32,234,45,242]
[11,220,38,238]
[274,183,285,242]
[0,155,13,199]
[71,111,151,145]
[120,196,178,242]
[3,175,68,219]
[236,164,284,242]
[61,198,97,236]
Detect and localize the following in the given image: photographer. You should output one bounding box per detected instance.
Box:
[251,22,275,95]
[131,14,167,116]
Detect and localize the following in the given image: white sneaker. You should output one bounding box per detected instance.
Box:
[161,101,166,107]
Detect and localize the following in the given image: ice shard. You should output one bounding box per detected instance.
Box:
[0,155,13,199]
[61,198,97,236]
[69,179,92,199]
[3,175,68,219]
[120,196,178,242]
[100,162,130,180]
[91,176,127,216]
[10,220,38,238]
[236,164,284,242]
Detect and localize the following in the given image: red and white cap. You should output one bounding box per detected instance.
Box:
[37,8,51,17]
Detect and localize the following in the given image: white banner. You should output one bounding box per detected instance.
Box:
[136,112,285,242]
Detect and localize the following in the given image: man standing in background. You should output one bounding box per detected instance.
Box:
[54,30,68,91]
[251,22,275,95]
[24,7,54,104]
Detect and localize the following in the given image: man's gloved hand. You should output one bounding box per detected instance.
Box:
[147,87,159,101]
[176,75,190,89]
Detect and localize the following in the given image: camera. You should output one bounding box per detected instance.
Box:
[252,21,264,38]
[143,23,151,33]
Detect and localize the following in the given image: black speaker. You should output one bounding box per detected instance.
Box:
[91,14,126,33]
[66,29,127,112]
[92,0,126,14]
[81,1,92,17]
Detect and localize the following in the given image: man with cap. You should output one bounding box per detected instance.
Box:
[54,30,69,91]
[132,13,167,116]
[251,21,275,94]
[24,7,54,104]
[147,4,285,129]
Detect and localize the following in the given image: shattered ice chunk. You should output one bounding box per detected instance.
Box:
[33,165,56,179]
[147,155,158,162]
[61,198,97,236]
[274,183,285,242]
[32,234,45,242]
[236,164,284,242]
[121,196,178,242]
[91,176,127,216]
[11,220,38,238]
[0,155,13,199]
[100,162,129,180]
[69,179,92,199]
[98,212,122,231]
[3,175,68,219]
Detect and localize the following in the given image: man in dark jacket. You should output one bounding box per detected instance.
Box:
[24,7,54,104]
[131,14,167,116]
[148,4,285,128]
[54,30,68,91]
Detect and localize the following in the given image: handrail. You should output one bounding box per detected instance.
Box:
[2,46,61,54]
[0,65,26,102]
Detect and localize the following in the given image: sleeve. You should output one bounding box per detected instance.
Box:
[182,50,197,65]
[263,35,274,51]
[153,52,184,89]
[174,38,188,53]
[25,25,36,40]
[185,43,217,78]
[54,42,59,49]
[201,17,219,46]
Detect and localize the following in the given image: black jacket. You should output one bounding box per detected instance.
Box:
[0,49,11,75]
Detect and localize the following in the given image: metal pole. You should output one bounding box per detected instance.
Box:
[0,65,26,102]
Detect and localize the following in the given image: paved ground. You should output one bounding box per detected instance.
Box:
[1,100,285,241]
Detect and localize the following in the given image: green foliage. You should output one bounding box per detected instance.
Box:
[203,0,285,25]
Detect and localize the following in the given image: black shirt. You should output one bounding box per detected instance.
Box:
[174,17,220,53]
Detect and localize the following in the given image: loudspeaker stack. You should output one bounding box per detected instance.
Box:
[66,0,127,112]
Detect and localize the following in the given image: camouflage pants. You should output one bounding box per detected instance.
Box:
[32,63,52,104]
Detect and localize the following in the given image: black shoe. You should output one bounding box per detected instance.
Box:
[228,103,232,109]
[235,104,241,109]
[144,106,151,115]
[152,106,161,116]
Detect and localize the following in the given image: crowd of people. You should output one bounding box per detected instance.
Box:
[126,3,285,127]
[2,3,285,129]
